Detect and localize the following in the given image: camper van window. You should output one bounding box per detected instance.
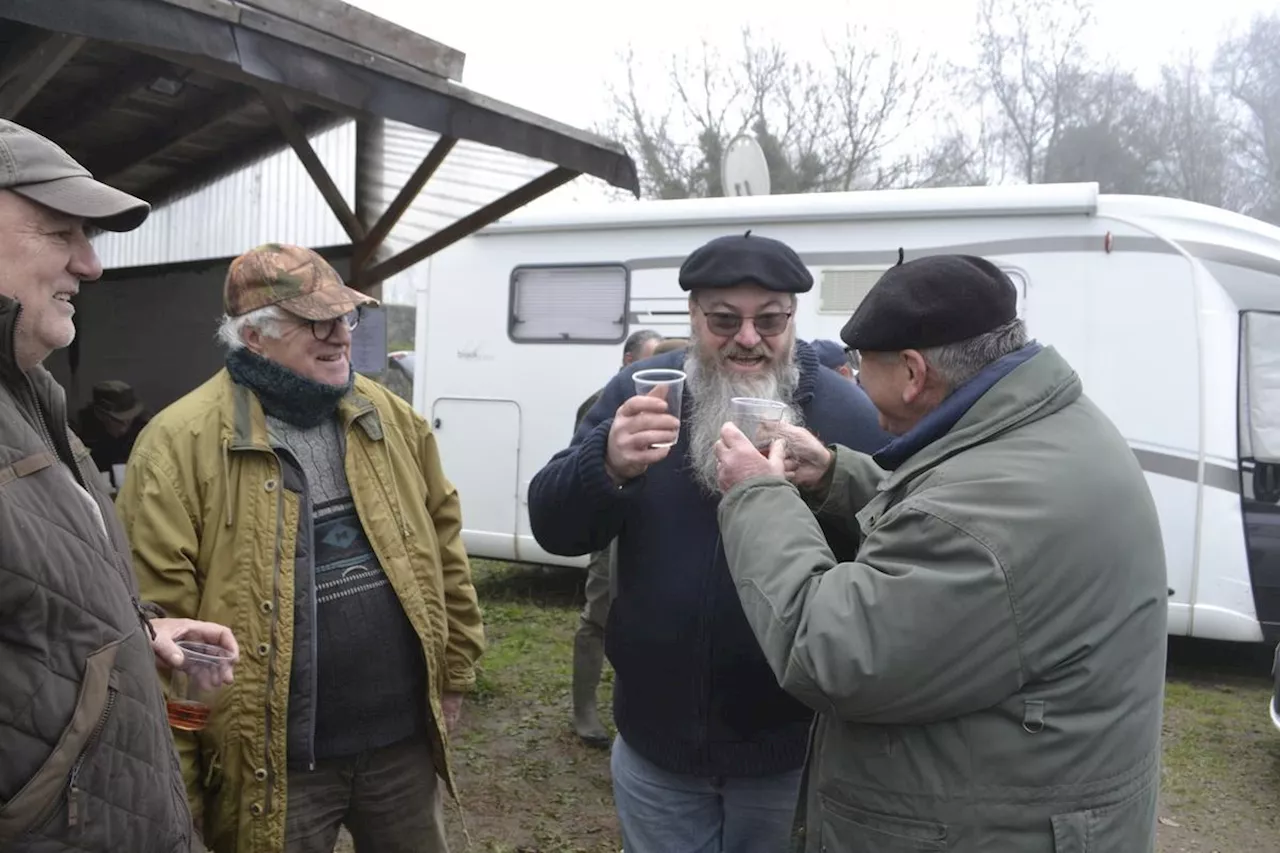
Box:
[509,264,629,344]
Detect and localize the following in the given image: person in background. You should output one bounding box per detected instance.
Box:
[571,328,662,746]
[0,118,236,853]
[809,338,856,379]
[529,232,890,853]
[75,378,151,482]
[117,244,485,853]
[574,329,662,431]
[653,337,688,355]
[714,254,1167,852]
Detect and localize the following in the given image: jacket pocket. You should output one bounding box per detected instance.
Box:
[1051,773,1158,853]
[1051,811,1090,853]
[818,795,948,852]
[0,637,124,845]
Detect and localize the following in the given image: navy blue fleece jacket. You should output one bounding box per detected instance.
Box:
[528,340,891,777]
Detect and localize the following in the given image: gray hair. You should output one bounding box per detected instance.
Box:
[215,305,290,350]
[921,319,1028,390]
[623,329,663,363]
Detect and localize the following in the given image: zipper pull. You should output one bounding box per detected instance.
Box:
[135,597,157,641]
[68,783,80,827]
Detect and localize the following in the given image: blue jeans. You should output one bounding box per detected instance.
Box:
[610,734,802,853]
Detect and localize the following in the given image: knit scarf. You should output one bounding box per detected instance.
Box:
[226,347,353,429]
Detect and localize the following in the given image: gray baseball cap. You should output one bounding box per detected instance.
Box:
[0,120,150,232]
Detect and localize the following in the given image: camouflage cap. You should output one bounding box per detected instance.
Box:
[224,243,378,320]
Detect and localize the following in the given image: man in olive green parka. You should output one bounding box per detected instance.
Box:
[714,254,1167,853]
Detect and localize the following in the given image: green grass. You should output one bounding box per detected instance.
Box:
[1158,648,1280,849]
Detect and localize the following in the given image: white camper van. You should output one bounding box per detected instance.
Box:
[410,181,1280,646]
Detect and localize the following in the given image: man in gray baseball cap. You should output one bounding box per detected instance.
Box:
[0,119,235,852]
[0,119,151,231]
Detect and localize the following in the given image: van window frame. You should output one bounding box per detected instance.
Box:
[507,262,631,345]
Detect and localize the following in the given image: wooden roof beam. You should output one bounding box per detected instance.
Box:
[262,90,365,243]
[234,0,465,82]
[89,87,259,184]
[32,55,177,142]
[354,134,457,273]
[356,166,578,289]
[0,32,86,119]
[131,109,342,210]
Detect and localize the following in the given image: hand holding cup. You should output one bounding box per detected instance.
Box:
[605,369,685,484]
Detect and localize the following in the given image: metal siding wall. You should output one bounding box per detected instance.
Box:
[92,123,356,270]
[91,119,618,306]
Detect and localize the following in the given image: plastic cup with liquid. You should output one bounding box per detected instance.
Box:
[167,641,234,732]
[730,397,787,452]
[633,368,686,449]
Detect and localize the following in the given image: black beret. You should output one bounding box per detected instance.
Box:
[840,254,1017,352]
[678,231,813,294]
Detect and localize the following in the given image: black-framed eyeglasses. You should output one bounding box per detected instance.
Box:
[695,303,793,337]
[305,308,361,342]
[843,345,861,371]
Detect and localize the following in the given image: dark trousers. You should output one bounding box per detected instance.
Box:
[284,735,447,853]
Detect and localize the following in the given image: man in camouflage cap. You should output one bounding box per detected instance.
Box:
[118,243,486,853]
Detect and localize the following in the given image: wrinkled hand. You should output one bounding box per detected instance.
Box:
[715,423,786,493]
[605,392,680,484]
[441,692,464,734]
[150,618,239,686]
[773,422,834,491]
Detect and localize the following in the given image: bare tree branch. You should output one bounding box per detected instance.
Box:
[604,25,933,198]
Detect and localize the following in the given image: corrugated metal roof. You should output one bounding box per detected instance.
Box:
[369,120,619,256]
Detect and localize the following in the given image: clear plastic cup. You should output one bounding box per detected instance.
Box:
[633,368,686,449]
[730,397,787,451]
[167,641,234,732]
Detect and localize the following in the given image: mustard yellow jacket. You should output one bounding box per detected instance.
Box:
[116,370,485,853]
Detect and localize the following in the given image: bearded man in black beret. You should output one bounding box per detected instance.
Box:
[527,232,890,853]
[714,253,1168,853]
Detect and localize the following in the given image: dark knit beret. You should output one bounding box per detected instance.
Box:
[840,254,1017,351]
[678,231,813,293]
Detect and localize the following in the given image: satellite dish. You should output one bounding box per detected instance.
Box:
[721,135,771,197]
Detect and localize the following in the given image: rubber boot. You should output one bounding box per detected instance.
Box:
[572,625,611,748]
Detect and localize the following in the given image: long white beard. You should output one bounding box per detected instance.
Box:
[683,336,802,496]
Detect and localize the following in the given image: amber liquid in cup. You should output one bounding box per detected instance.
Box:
[166,699,211,732]
[168,641,233,733]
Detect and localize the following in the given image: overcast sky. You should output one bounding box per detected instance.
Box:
[347,0,1275,133]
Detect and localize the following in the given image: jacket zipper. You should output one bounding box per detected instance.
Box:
[24,373,59,465]
[298,445,318,771]
[66,687,118,828]
[291,448,319,771]
[270,444,319,771]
